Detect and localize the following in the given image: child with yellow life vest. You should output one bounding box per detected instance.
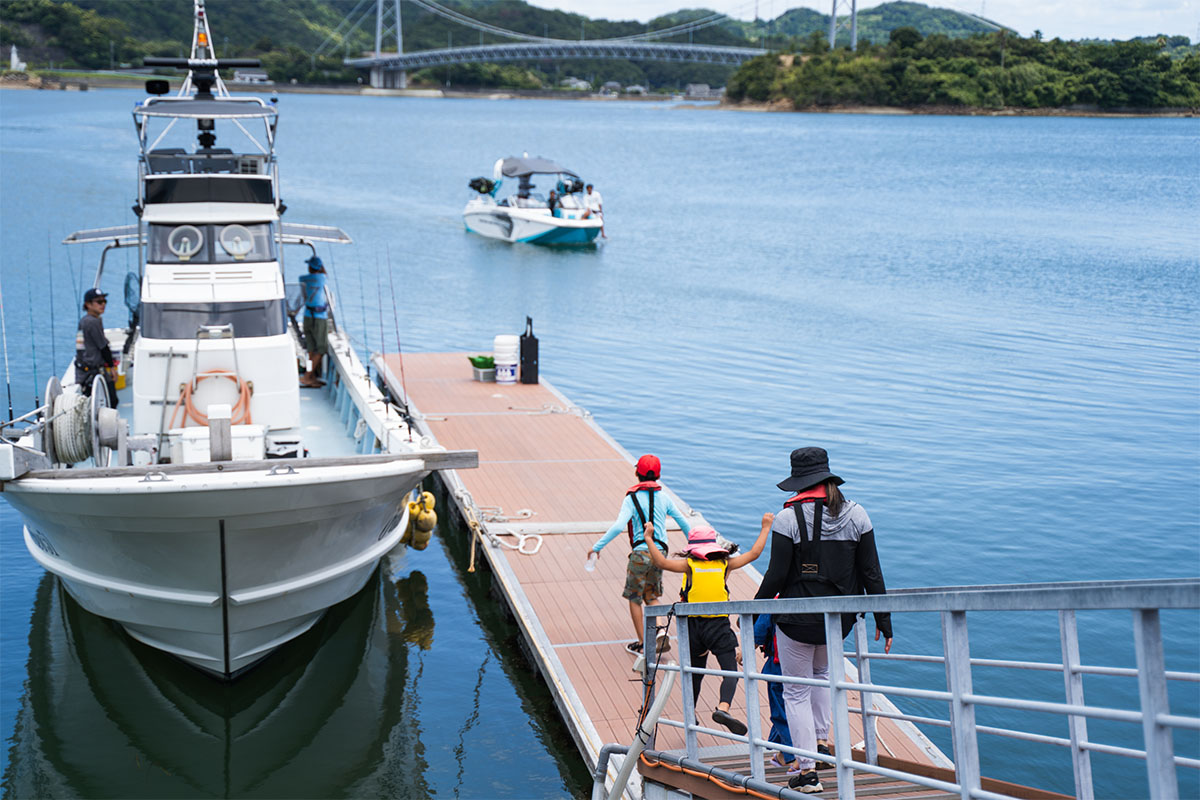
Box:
[642,514,773,736]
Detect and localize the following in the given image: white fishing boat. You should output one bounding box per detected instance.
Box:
[0,1,475,680]
[463,156,602,245]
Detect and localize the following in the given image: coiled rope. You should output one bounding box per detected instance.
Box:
[169,370,252,428]
[52,391,91,464]
[457,488,543,569]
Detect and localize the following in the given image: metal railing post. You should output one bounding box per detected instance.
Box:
[825,611,856,799]
[941,610,980,800]
[643,610,658,751]
[677,615,699,759]
[1133,608,1178,800]
[854,617,879,766]
[1059,609,1094,800]
[740,612,766,783]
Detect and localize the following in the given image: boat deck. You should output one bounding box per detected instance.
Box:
[379,353,947,796]
[97,328,359,460]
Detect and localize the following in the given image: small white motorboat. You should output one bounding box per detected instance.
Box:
[0,0,475,680]
[463,156,602,245]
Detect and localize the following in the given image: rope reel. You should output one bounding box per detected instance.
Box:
[52,391,91,464]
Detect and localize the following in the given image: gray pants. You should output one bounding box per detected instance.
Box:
[776,627,830,770]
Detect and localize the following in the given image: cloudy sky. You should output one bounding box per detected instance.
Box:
[532,0,1198,41]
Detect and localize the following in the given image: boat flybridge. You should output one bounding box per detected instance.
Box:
[463,156,602,245]
[0,0,476,680]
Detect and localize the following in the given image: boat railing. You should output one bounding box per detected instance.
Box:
[632,578,1199,800]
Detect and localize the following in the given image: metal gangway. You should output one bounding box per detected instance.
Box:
[594,578,1199,800]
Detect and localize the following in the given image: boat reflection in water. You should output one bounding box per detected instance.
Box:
[3,563,435,798]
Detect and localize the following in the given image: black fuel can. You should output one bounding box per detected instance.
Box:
[520,316,539,384]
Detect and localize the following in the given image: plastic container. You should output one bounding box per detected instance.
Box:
[493,334,519,384]
[112,354,126,390]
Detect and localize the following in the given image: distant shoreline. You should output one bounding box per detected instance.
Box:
[721,99,1199,118]
[3,72,1194,118]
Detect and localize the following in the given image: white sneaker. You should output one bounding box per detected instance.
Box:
[655,629,671,654]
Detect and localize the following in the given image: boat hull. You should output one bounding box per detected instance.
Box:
[6,458,425,677]
[463,203,601,245]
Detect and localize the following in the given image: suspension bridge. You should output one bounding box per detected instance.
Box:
[325,0,784,89]
[327,0,1000,89]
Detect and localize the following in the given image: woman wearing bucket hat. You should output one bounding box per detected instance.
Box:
[753,447,892,794]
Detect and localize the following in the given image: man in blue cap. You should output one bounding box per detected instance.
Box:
[298,255,328,387]
[75,287,118,405]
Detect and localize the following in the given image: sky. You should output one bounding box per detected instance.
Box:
[532,0,1199,41]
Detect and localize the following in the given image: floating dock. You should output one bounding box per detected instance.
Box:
[377,353,953,798]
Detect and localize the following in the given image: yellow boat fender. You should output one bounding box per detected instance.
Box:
[407,491,437,550]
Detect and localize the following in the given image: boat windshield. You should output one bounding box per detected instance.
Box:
[148,223,275,264]
[145,176,274,204]
[141,300,287,339]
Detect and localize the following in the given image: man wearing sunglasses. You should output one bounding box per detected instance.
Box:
[75,287,118,405]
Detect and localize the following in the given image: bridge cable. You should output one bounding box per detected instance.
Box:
[315,0,376,55]
[407,0,753,44]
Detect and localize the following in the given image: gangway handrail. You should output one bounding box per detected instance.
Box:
[637,578,1198,800]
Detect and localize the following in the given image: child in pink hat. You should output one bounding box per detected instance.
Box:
[643,514,772,736]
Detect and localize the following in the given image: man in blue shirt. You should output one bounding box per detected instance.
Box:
[298,255,329,388]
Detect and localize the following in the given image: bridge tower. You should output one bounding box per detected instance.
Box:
[827,0,860,51]
[370,0,406,89]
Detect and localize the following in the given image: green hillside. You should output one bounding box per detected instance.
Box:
[1,0,1194,95]
[727,29,1200,110]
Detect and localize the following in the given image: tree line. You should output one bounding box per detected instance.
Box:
[726,28,1200,110]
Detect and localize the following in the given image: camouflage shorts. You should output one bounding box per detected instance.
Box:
[623,550,663,605]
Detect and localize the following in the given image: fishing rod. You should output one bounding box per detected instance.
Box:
[26,273,39,408]
[46,235,58,370]
[355,246,368,373]
[0,273,14,421]
[373,253,387,418]
[384,246,411,417]
[324,246,352,370]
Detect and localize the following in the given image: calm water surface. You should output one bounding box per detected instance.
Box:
[2,89,1197,798]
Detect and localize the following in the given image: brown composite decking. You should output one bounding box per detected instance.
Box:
[381,352,949,796]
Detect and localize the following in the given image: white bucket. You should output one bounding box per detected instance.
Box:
[493,334,519,384]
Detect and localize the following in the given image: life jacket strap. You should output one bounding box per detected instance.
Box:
[793,499,824,577]
[627,486,666,550]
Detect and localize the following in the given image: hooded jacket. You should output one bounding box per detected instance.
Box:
[753,494,891,645]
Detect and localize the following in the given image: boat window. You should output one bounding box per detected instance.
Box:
[214,223,273,263]
[144,176,274,205]
[141,300,287,339]
[148,223,275,264]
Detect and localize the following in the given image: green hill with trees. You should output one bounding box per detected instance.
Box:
[2,0,1196,107]
[726,28,1200,110]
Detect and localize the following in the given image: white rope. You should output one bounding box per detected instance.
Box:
[456,488,543,556]
[52,392,92,464]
